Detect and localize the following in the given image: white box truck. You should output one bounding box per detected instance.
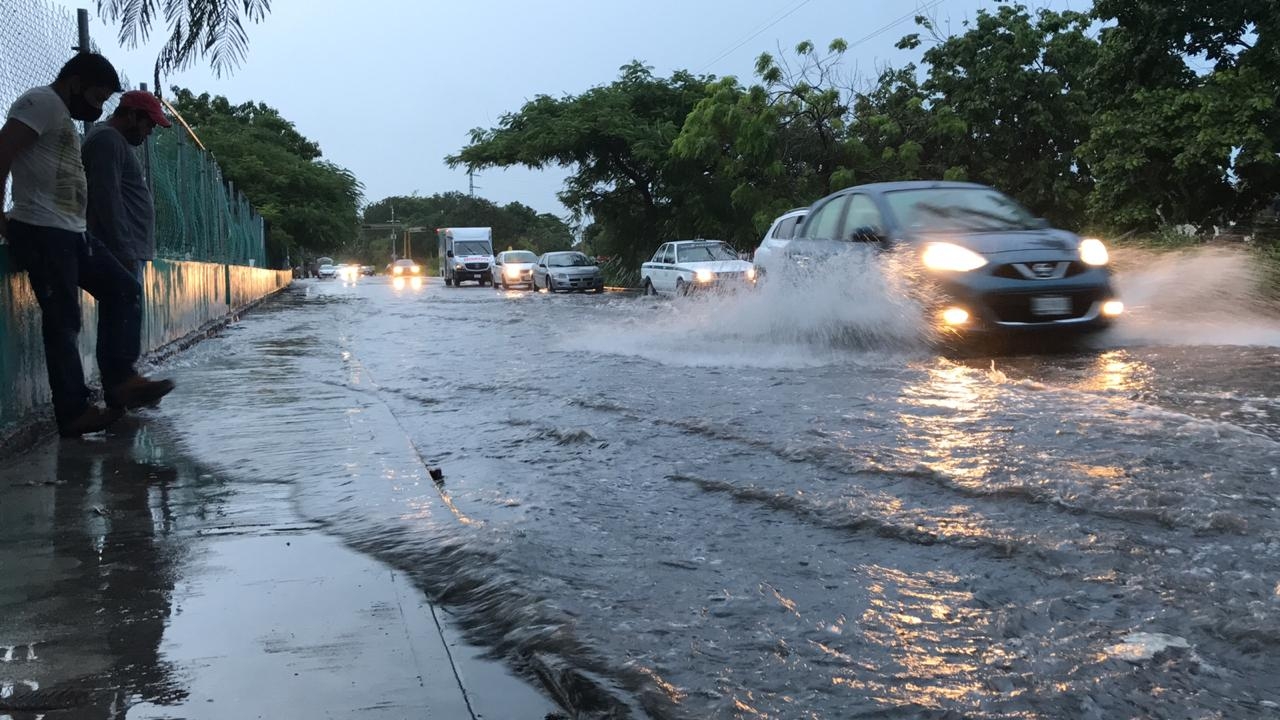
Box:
[438,227,495,287]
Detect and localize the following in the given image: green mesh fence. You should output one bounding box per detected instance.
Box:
[1,0,265,266]
[149,127,267,266]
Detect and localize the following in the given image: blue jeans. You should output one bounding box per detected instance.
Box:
[7,220,142,426]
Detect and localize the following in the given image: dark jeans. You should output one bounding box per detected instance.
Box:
[7,220,142,426]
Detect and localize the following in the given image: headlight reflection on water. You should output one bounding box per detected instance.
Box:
[392,276,424,292]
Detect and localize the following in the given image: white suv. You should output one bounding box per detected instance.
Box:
[752,208,807,276]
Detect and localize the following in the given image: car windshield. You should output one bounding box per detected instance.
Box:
[504,251,537,263]
[454,241,491,256]
[677,242,738,262]
[547,253,594,267]
[885,188,1038,233]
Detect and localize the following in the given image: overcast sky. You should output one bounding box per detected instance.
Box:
[56,0,1078,221]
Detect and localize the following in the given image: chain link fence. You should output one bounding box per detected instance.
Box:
[0,0,267,267]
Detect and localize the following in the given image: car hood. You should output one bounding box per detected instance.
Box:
[549,266,600,275]
[676,260,753,272]
[906,229,1080,256]
[503,262,536,271]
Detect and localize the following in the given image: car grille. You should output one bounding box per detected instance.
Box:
[716,271,748,281]
[465,262,489,271]
[992,261,1086,280]
[987,289,1102,323]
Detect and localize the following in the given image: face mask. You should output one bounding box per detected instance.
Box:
[67,91,103,122]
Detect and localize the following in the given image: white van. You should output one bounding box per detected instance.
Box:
[437,227,495,287]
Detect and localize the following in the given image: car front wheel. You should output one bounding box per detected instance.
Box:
[676,278,688,296]
[643,278,656,296]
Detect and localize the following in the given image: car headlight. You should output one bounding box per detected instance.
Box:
[1079,238,1109,266]
[746,266,757,280]
[410,265,420,273]
[695,269,714,283]
[393,266,403,275]
[921,242,988,272]
[455,264,465,271]
[505,266,520,277]
[554,273,568,279]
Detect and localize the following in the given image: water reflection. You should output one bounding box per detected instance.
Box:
[0,421,191,717]
[833,566,986,711]
[392,276,424,292]
[898,362,1006,483]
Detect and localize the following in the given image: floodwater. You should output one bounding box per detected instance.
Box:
[158,248,1280,719]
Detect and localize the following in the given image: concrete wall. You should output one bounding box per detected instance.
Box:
[0,254,291,433]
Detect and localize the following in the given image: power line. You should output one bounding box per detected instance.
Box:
[844,0,948,52]
[698,0,815,73]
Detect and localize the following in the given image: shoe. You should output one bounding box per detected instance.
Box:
[106,375,176,410]
[59,405,125,438]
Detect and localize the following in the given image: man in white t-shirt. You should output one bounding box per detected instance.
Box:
[0,53,174,437]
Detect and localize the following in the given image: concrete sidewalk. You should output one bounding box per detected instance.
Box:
[0,416,561,719]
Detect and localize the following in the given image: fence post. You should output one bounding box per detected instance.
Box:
[75,9,91,134]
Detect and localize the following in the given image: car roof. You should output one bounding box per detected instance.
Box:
[837,180,989,194]
[668,239,727,246]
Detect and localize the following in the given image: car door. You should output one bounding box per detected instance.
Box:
[658,244,678,292]
[642,244,666,291]
[493,252,505,287]
[533,255,546,289]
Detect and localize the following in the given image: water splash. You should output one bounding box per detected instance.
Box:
[561,251,931,367]
[1107,246,1280,347]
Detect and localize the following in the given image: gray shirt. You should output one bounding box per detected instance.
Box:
[82,124,154,261]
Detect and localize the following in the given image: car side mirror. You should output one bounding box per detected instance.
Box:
[850,226,884,243]
[1031,217,1051,229]
[446,250,454,257]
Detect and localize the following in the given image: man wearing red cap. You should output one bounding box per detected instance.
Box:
[82,89,176,414]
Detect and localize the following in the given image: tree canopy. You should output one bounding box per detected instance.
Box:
[357,192,574,263]
[452,2,1279,262]
[169,87,362,265]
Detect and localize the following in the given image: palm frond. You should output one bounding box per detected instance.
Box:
[98,0,271,80]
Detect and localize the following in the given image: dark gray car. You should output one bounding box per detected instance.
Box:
[533,252,605,293]
[784,181,1123,334]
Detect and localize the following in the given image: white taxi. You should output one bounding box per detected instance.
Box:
[640,240,757,296]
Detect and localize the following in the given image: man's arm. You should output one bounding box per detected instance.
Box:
[0,118,40,238]
[82,130,126,249]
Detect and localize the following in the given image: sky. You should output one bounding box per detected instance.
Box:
[54,0,1077,221]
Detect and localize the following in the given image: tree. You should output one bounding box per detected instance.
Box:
[359,193,573,263]
[97,0,272,92]
[169,88,362,264]
[898,5,1099,226]
[448,62,711,265]
[1084,0,1280,230]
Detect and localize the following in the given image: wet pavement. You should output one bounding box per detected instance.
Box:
[5,250,1280,719]
[0,389,555,717]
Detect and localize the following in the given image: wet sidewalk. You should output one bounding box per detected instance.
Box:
[0,409,559,717]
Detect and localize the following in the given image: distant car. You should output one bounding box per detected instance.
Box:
[494,250,538,289]
[334,263,359,281]
[390,258,423,276]
[753,208,807,277]
[360,265,375,276]
[782,180,1123,334]
[640,240,757,296]
[317,263,337,279]
[533,251,605,293]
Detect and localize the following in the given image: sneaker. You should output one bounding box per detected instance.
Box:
[58,405,125,438]
[107,375,176,410]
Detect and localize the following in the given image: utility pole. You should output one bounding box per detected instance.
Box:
[468,169,480,197]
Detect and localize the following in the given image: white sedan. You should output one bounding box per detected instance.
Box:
[640,240,757,296]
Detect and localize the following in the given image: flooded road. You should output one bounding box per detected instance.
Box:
[158,258,1280,719]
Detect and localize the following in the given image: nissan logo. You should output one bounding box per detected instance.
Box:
[1031,262,1056,278]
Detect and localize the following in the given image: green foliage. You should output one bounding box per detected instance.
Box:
[169,88,363,265]
[1085,0,1280,231]
[448,62,712,265]
[451,1,1279,266]
[358,192,573,264]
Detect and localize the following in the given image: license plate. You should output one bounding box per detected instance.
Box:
[1030,295,1071,316]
